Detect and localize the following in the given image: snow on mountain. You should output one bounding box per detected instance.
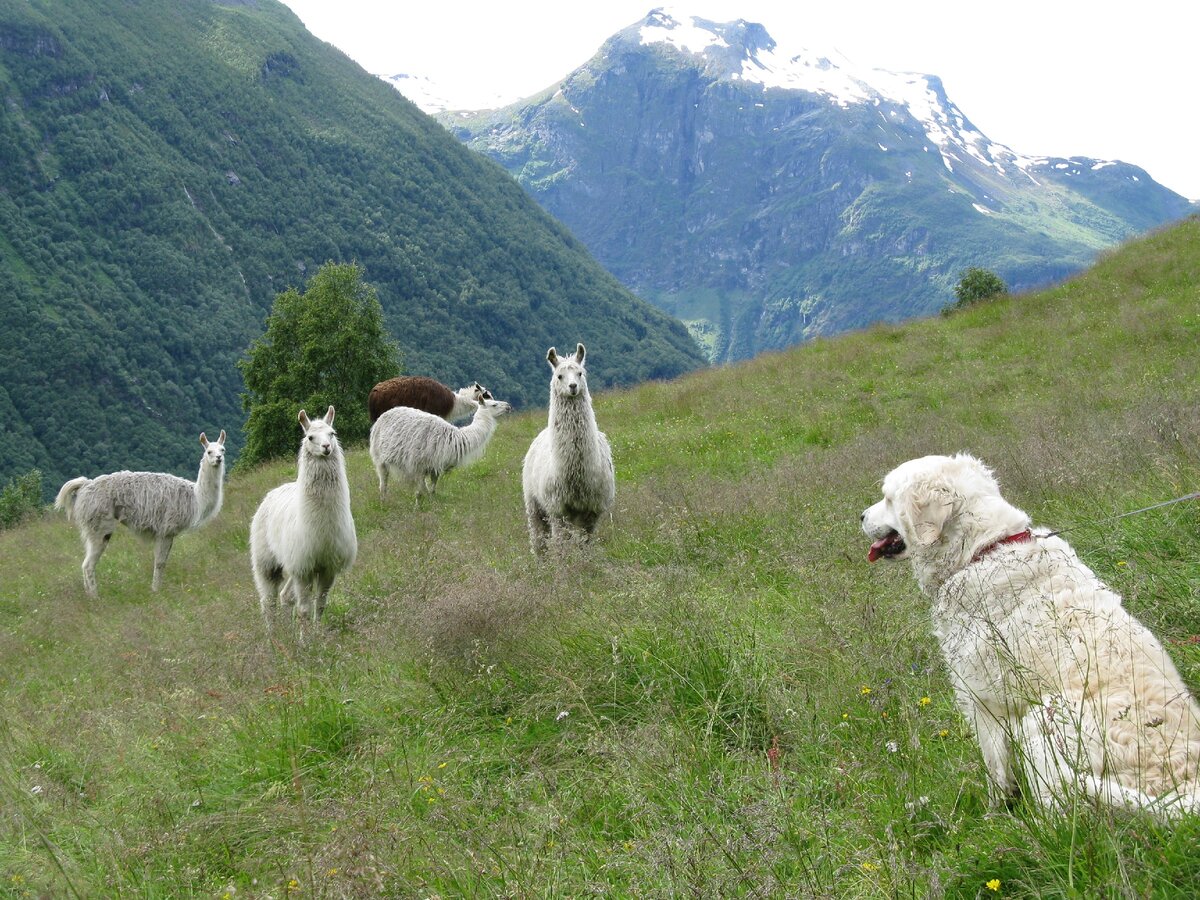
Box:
[636,6,1064,183]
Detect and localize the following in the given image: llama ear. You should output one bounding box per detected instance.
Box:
[902,484,954,546]
[298,409,311,431]
[199,432,208,448]
[546,347,559,367]
[324,405,336,425]
[218,430,226,445]
[574,343,586,363]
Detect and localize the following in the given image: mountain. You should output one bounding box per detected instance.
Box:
[0,0,705,494]
[422,8,1194,362]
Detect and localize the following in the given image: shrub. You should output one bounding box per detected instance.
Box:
[949,267,1008,312]
[0,469,42,530]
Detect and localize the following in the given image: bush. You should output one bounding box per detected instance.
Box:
[0,469,42,530]
[238,262,401,468]
[949,267,1008,312]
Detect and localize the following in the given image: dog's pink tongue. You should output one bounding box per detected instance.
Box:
[868,538,890,562]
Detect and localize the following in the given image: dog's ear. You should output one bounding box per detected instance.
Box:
[902,483,954,546]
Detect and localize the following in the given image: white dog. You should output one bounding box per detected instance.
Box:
[862,453,1200,816]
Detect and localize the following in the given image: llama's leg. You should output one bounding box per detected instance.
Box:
[376,463,389,501]
[151,535,174,592]
[252,560,282,629]
[525,499,550,555]
[82,532,111,598]
[284,576,308,620]
[427,470,440,496]
[313,572,336,623]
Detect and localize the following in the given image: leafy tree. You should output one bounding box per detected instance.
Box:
[238,263,401,468]
[951,267,1009,310]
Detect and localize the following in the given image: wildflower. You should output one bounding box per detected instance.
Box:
[327,869,338,877]
[938,729,949,738]
[842,712,849,720]
[885,740,899,753]
[437,762,447,769]
[287,879,300,893]
[860,685,871,696]
[920,696,932,706]
[986,878,1001,891]
[556,710,570,721]
[861,861,878,872]
[1117,561,1127,567]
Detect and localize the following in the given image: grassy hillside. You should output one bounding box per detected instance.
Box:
[0,0,703,495]
[2,218,1199,896]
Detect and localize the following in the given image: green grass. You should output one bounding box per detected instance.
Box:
[2,218,1200,897]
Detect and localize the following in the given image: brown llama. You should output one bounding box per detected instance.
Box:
[367,375,492,424]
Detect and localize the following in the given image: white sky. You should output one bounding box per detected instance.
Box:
[279,1,1200,199]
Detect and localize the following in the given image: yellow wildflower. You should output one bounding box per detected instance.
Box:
[986,878,1001,891]
[860,685,871,696]
[920,696,932,706]
[861,861,878,872]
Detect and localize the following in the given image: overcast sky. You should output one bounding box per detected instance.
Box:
[279,1,1199,199]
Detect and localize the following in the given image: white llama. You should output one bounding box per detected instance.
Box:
[370,395,513,505]
[250,407,357,625]
[54,430,227,597]
[522,343,615,554]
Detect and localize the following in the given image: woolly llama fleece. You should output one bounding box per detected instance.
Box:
[54,431,226,597]
[522,343,615,554]
[370,393,512,504]
[250,407,356,625]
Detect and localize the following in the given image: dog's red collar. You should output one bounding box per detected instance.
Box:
[971,528,1034,564]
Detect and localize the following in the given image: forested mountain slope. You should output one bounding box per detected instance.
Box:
[0,0,704,492]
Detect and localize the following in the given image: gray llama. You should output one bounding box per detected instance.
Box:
[522,343,615,554]
[54,431,226,597]
[250,407,357,626]
[370,394,512,505]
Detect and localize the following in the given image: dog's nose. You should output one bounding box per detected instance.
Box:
[860,511,866,522]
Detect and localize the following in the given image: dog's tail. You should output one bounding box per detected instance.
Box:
[1085,775,1200,818]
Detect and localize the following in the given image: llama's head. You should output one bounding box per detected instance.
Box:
[456,382,494,405]
[547,343,588,400]
[298,406,339,459]
[477,396,513,418]
[199,430,227,469]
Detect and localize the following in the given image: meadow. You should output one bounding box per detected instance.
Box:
[2,219,1199,897]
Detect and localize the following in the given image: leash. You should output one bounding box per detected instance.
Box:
[1043,491,1200,539]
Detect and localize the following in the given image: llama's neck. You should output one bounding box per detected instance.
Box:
[548,391,601,459]
[449,393,478,421]
[297,448,350,508]
[454,409,499,466]
[193,461,224,527]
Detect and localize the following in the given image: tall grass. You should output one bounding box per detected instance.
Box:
[2,219,1199,896]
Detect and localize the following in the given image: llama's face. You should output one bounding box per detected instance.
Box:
[480,397,513,417]
[199,430,226,469]
[547,343,588,399]
[298,407,338,458]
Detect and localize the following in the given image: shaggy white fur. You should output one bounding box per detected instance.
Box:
[522,343,615,554]
[862,453,1200,817]
[369,395,512,505]
[250,407,356,626]
[55,431,226,597]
